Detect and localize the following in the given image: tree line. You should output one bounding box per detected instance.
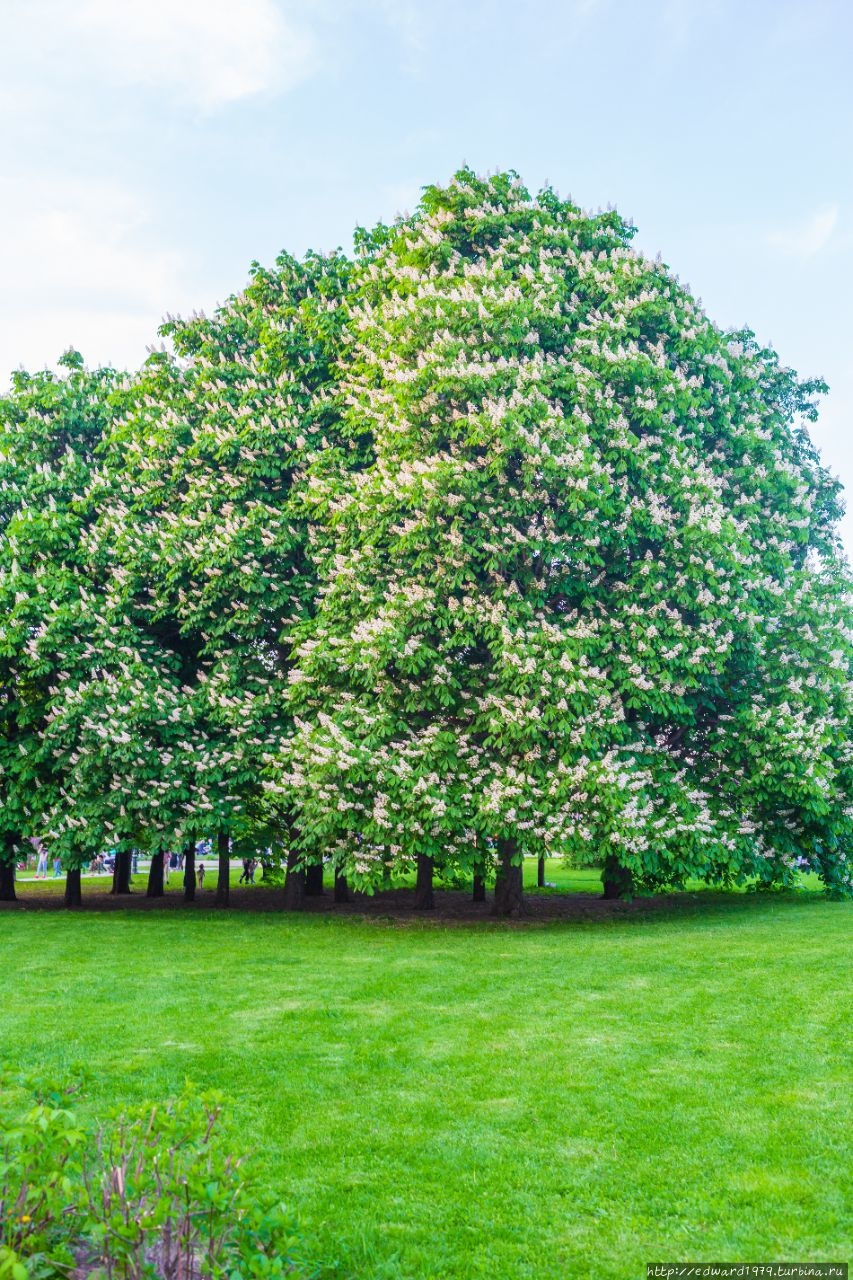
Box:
[2,168,852,915]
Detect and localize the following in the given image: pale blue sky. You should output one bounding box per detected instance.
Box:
[3,0,851,544]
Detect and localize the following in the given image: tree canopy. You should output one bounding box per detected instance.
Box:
[2,168,851,909]
[283,169,853,908]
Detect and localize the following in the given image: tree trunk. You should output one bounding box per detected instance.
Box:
[334,871,349,903]
[472,871,486,903]
[0,858,17,902]
[537,856,546,888]
[110,849,132,895]
[215,830,230,906]
[284,848,304,910]
[414,853,434,910]
[305,863,325,896]
[602,855,634,900]
[147,852,165,898]
[183,842,196,903]
[492,838,523,917]
[65,867,82,907]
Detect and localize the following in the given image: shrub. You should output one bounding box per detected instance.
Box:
[0,1087,86,1278]
[0,1075,316,1279]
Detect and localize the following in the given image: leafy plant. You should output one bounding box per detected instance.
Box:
[0,1077,316,1280]
[0,1090,86,1277]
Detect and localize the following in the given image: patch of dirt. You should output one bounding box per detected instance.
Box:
[0,881,679,925]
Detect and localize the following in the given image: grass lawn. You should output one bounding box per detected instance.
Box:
[8,859,608,898]
[1,872,850,1279]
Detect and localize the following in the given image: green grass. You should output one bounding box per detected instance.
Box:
[9,858,608,898]
[1,877,850,1279]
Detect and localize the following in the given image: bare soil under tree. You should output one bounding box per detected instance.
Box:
[0,882,674,923]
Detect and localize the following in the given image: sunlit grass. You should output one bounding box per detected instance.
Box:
[2,875,850,1278]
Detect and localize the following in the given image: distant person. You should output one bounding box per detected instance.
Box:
[197,863,206,889]
[239,858,251,884]
[36,845,49,879]
[52,856,62,878]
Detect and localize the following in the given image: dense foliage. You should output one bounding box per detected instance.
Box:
[282,170,853,905]
[89,250,354,864]
[2,169,851,907]
[0,1073,314,1278]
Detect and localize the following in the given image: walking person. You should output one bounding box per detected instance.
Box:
[52,856,62,878]
[36,843,49,880]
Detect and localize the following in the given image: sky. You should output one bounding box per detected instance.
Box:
[3,0,852,545]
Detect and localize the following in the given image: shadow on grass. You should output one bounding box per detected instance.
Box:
[0,876,838,931]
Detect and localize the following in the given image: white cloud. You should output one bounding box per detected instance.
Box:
[0,178,181,305]
[0,177,193,388]
[73,0,316,110]
[768,204,840,257]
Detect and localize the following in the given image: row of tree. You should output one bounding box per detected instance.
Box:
[2,169,852,914]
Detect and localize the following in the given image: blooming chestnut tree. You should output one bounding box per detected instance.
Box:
[0,353,185,903]
[93,250,356,900]
[284,169,853,912]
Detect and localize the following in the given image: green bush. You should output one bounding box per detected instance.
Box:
[0,1075,316,1279]
[0,1088,86,1278]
